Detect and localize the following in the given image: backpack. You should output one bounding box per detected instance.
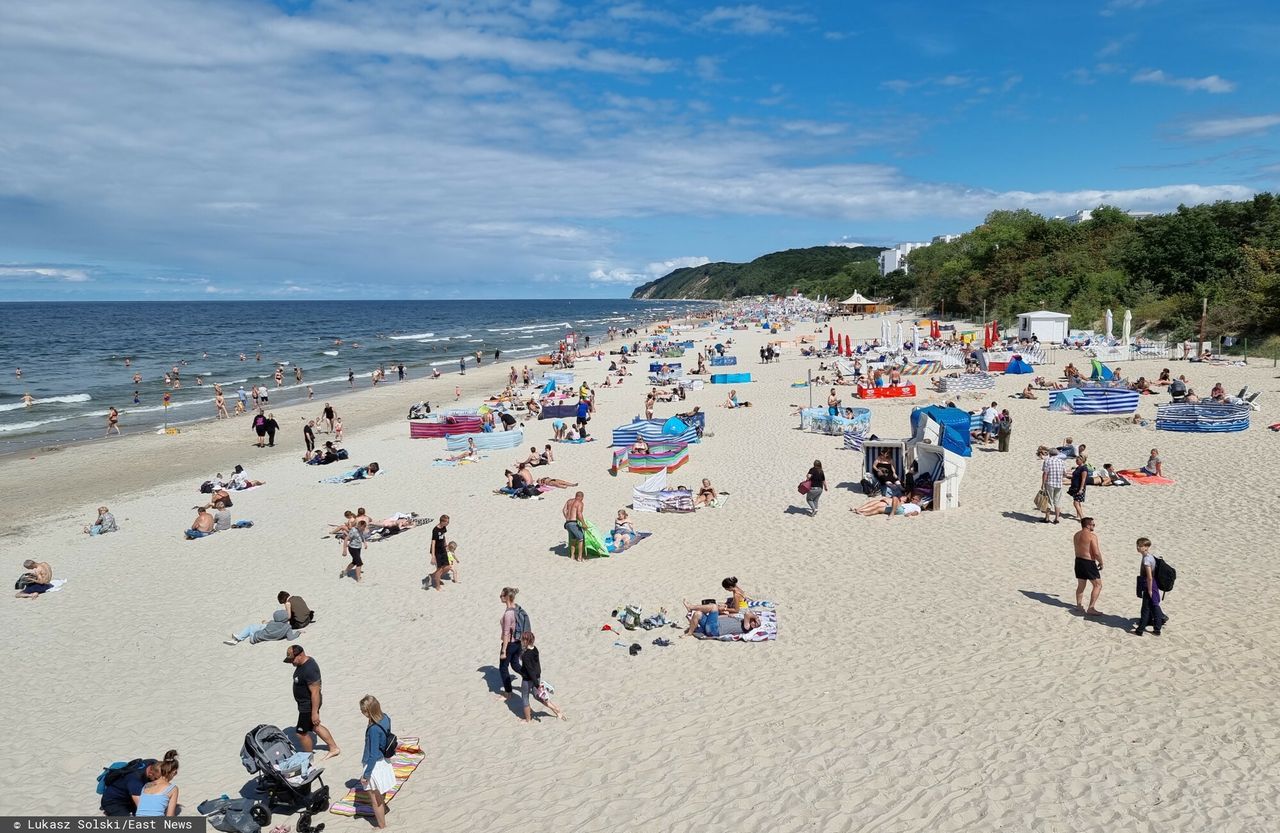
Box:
[513,604,531,639]
[379,724,399,759]
[97,758,147,795]
[200,480,215,494]
[1155,557,1176,593]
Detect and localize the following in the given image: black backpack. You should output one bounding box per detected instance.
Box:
[1155,557,1176,593]
[379,727,399,759]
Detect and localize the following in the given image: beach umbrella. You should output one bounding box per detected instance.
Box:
[827,326,834,346]
[1105,308,1114,340]
[912,325,920,355]
[930,319,941,340]
[1123,309,1132,352]
[982,322,992,350]
[843,334,852,356]
[895,322,903,352]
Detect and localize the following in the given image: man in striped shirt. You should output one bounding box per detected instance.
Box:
[1040,448,1066,524]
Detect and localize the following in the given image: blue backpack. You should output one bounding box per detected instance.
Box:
[97,758,146,795]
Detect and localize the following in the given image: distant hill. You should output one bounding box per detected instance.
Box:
[630,245,885,300]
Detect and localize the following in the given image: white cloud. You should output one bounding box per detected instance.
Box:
[827,239,872,248]
[699,6,808,36]
[1102,0,1161,16]
[1183,114,1280,140]
[0,265,91,282]
[1133,69,1236,94]
[646,256,710,276]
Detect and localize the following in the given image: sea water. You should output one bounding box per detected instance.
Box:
[0,299,713,450]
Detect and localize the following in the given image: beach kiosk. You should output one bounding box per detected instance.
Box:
[1017,310,1070,344]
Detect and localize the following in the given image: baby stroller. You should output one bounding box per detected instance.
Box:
[240,724,329,832]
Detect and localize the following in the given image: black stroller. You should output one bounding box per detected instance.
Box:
[240,724,330,832]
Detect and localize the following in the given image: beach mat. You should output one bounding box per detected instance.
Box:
[579,521,651,557]
[328,737,425,817]
[702,605,777,642]
[1116,469,1175,485]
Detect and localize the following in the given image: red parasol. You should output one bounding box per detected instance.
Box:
[930,319,941,340]
[844,334,852,356]
[828,326,834,346]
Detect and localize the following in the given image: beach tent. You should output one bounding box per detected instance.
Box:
[710,373,751,384]
[1089,360,1116,381]
[1050,388,1084,412]
[1005,356,1034,374]
[540,379,556,396]
[910,406,972,458]
[838,291,879,314]
[661,416,691,437]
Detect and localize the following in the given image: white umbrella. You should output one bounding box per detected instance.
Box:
[895,321,903,353]
[881,319,889,348]
[1105,308,1114,340]
[912,324,920,355]
[1123,309,1132,353]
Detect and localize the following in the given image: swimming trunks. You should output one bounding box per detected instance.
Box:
[1074,557,1101,581]
[564,520,584,541]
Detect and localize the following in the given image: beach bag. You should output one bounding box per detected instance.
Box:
[513,604,531,639]
[335,448,349,460]
[15,574,33,591]
[200,480,215,494]
[797,479,812,495]
[1033,489,1050,512]
[1155,558,1176,593]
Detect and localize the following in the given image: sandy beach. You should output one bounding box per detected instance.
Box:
[3,313,1279,832]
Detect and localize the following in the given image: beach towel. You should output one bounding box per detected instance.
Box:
[40,579,68,593]
[1116,469,1175,485]
[579,520,651,557]
[702,606,778,642]
[328,737,426,817]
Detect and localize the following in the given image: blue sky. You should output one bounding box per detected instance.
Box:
[1,0,1276,299]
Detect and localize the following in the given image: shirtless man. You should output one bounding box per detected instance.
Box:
[186,507,216,539]
[15,559,54,599]
[1072,516,1104,615]
[563,491,586,561]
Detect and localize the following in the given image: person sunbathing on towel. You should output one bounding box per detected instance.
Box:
[1156,368,1171,386]
[681,600,760,638]
[340,463,380,481]
[1021,384,1038,399]
[14,559,54,599]
[850,493,923,518]
[443,437,480,462]
[1064,363,1081,381]
[611,509,637,551]
[1139,449,1163,477]
[504,461,534,489]
[535,476,577,489]
[693,478,718,509]
[517,446,543,467]
[185,507,217,539]
[229,465,265,489]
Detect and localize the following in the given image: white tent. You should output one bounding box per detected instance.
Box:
[1017,310,1070,343]
[840,291,875,305]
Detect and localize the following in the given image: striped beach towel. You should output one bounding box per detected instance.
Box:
[328,738,426,817]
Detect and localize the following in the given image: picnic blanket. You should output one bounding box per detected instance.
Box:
[1116,469,1175,485]
[329,737,426,817]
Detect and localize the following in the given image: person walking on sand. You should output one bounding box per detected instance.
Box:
[996,408,1013,452]
[284,645,340,758]
[106,407,120,436]
[1068,454,1089,521]
[563,492,586,561]
[357,695,394,829]
[1072,517,1104,615]
[214,391,228,419]
[498,587,527,699]
[454,384,461,401]
[1040,446,1065,524]
[264,412,279,447]
[341,520,368,582]
[428,515,451,590]
[459,357,466,375]
[803,459,825,516]
[1132,537,1168,636]
[348,369,355,389]
[518,632,565,722]
[322,403,335,433]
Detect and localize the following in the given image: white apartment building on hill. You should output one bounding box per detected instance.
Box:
[877,241,929,276]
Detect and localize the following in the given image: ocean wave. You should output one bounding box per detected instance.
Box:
[505,343,551,355]
[0,414,82,433]
[450,334,472,340]
[322,350,339,356]
[0,393,92,412]
[467,339,483,343]
[390,332,435,340]
[417,337,449,343]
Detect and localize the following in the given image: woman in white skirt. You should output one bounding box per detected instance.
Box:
[359,695,396,828]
